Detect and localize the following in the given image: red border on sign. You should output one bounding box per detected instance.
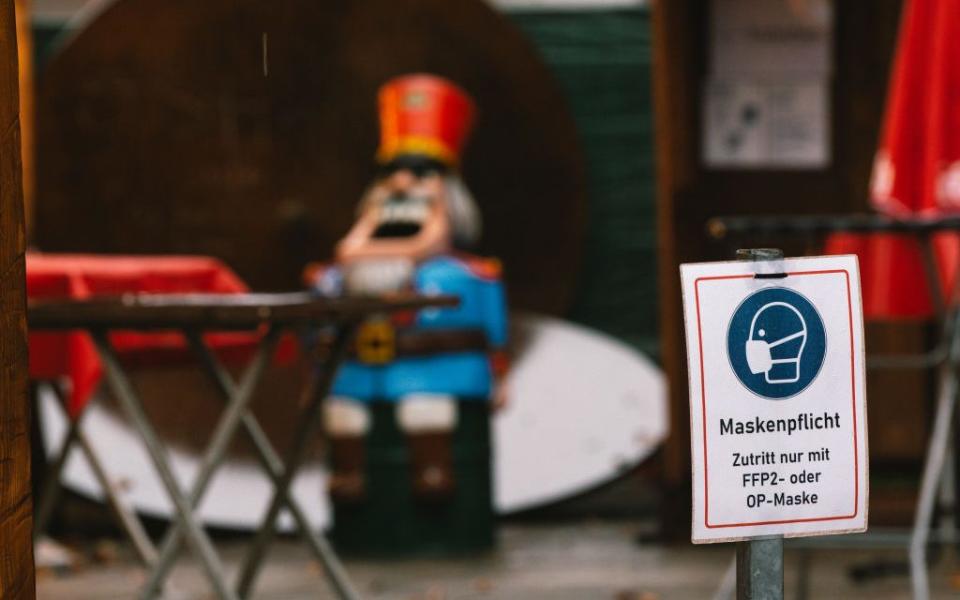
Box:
[694,269,859,529]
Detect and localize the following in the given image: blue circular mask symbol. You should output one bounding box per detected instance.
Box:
[727,287,826,399]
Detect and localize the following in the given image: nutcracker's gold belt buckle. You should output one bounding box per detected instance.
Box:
[356,318,396,364]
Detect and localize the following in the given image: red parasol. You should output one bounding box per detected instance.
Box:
[826,0,960,318]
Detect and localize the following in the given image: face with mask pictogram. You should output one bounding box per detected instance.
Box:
[728,287,826,399]
[745,301,808,384]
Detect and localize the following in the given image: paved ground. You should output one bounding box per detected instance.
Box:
[36,521,960,599]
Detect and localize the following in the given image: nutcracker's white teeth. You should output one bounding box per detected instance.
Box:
[373,196,430,238]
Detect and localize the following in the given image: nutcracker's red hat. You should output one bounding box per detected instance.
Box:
[377,74,476,168]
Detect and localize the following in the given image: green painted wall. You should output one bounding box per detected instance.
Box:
[508,9,659,358]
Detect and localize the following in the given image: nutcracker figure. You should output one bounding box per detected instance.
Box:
[307,74,508,504]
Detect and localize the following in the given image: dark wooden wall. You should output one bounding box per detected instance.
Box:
[652,0,913,533]
[35,0,587,318]
[0,0,34,593]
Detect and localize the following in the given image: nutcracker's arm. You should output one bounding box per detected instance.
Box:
[414,254,510,384]
[302,261,344,297]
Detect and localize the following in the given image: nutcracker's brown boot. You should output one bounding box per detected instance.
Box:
[407,431,456,501]
[327,436,367,503]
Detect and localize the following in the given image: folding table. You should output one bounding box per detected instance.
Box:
[708,214,960,600]
[29,291,456,599]
[28,253,258,570]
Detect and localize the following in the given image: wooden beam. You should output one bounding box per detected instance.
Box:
[0,0,35,595]
[651,0,699,492]
[15,0,33,240]
[650,0,704,540]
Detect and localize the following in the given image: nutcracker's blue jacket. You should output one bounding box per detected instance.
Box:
[316,254,508,403]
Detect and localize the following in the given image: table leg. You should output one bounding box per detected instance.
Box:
[33,383,82,539]
[91,331,239,600]
[35,382,159,567]
[910,309,960,600]
[186,331,359,600]
[137,327,281,599]
[711,554,735,600]
[235,322,359,599]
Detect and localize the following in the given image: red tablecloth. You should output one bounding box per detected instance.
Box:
[28,253,283,417]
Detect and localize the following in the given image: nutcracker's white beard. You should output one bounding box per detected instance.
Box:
[343,258,414,295]
[355,175,482,249]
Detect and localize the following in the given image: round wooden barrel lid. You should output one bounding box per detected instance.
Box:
[35,0,587,315]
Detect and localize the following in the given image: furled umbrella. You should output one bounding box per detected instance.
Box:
[827,0,960,318]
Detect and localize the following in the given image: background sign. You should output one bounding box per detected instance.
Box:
[680,255,868,543]
[703,0,833,169]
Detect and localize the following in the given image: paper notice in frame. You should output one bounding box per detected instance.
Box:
[680,255,868,544]
[711,0,833,78]
[703,78,830,169]
[704,0,833,169]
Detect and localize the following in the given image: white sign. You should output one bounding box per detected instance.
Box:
[704,0,833,169]
[680,255,868,543]
[703,78,830,169]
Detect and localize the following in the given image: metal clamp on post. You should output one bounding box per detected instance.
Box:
[737,248,787,280]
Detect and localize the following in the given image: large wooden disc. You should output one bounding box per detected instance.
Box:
[35,0,586,314]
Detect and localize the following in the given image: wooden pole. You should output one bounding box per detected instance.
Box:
[651,0,699,538]
[0,0,35,596]
[14,0,32,241]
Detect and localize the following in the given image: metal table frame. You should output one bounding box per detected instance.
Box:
[708,214,960,600]
[29,292,455,599]
[33,379,160,568]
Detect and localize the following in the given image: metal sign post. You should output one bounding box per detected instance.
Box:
[736,535,783,599]
[736,248,785,600]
